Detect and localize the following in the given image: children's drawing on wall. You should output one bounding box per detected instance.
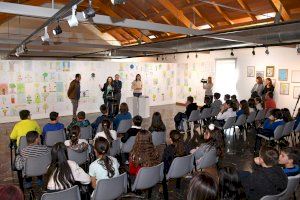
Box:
[56,82,64,92]
[42,92,49,101]
[26,95,33,104]
[57,93,64,102]
[1,107,9,116]
[17,93,26,104]
[9,83,16,94]
[42,72,48,81]
[48,82,56,92]
[0,83,8,95]
[25,73,33,83]
[43,102,49,113]
[11,95,16,104]
[35,93,41,112]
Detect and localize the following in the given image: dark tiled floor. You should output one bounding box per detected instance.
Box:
[0,104,298,199]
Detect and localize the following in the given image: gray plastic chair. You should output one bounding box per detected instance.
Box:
[282,120,295,137]
[188,110,200,122]
[152,131,166,146]
[45,129,65,147]
[18,136,28,153]
[260,188,287,200]
[67,148,88,166]
[132,163,164,191]
[199,108,212,122]
[210,108,220,118]
[80,126,92,140]
[194,148,217,170]
[109,139,121,157]
[117,119,132,134]
[265,109,274,119]
[166,154,193,180]
[234,114,247,135]
[247,111,257,124]
[223,117,236,130]
[121,136,136,153]
[279,174,300,200]
[256,109,266,121]
[24,152,51,177]
[92,173,127,200]
[41,185,81,200]
[258,125,284,141]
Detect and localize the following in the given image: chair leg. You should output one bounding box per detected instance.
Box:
[162,177,169,200]
[147,187,153,199]
[175,178,181,189]
[17,170,24,192]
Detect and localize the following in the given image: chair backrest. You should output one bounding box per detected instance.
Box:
[80,126,92,140]
[295,122,300,132]
[199,108,212,120]
[273,125,285,140]
[235,114,247,126]
[67,148,88,165]
[194,148,217,170]
[109,139,121,157]
[188,110,200,122]
[121,136,136,153]
[97,125,103,133]
[256,109,266,121]
[45,129,65,147]
[223,117,236,130]
[92,173,127,200]
[282,120,296,137]
[210,108,220,118]
[117,119,132,134]
[18,136,28,153]
[24,152,51,177]
[247,111,257,123]
[265,109,274,118]
[166,154,193,180]
[152,131,166,146]
[41,185,81,200]
[279,174,300,200]
[132,163,164,191]
[260,188,287,200]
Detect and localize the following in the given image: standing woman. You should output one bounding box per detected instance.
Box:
[251,77,264,97]
[262,78,275,98]
[131,74,143,97]
[203,77,213,104]
[100,76,114,116]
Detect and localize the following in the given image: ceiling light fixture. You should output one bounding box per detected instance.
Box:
[195,53,198,58]
[187,54,189,59]
[252,47,255,56]
[41,26,50,42]
[53,21,62,35]
[83,0,95,19]
[111,0,126,5]
[156,56,159,61]
[297,45,300,54]
[68,5,79,27]
[265,46,269,55]
[230,49,234,56]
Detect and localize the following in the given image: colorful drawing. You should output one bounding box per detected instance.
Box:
[266,66,275,77]
[42,72,48,81]
[42,92,49,101]
[43,102,49,113]
[2,107,8,116]
[17,83,25,93]
[280,83,289,95]
[34,83,40,92]
[48,82,56,92]
[11,95,16,104]
[25,73,32,82]
[152,94,157,101]
[247,66,255,77]
[0,83,8,95]
[256,71,264,78]
[9,83,16,94]
[26,95,32,104]
[278,69,288,81]
[43,85,47,93]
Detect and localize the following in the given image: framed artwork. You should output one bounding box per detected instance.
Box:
[256,71,264,78]
[280,83,289,95]
[266,66,275,77]
[247,66,255,77]
[291,70,300,83]
[293,86,300,99]
[278,69,288,81]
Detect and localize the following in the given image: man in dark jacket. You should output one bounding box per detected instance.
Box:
[113,74,122,116]
[240,146,288,200]
[174,96,198,130]
[67,74,81,118]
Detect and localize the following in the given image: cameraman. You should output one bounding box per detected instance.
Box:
[202,76,213,104]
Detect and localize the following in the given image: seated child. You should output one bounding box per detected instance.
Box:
[279,147,300,176]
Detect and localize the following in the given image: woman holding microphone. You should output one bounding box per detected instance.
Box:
[100,76,114,116]
[131,74,143,97]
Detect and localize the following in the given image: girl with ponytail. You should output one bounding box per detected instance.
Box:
[89,137,120,189]
[94,119,117,144]
[64,125,88,153]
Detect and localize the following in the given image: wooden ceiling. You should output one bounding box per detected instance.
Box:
[1,0,300,46]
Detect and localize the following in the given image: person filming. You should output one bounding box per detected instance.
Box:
[202,76,213,104]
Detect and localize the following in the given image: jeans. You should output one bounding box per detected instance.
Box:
[71,99,79,118]
[114,92,121,115]
[133,93,142,97]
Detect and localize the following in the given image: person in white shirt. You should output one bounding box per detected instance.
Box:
[215,100,237,127]
[46,142,90,191]
[255,97,263,111]
[89,137,120,190]
[64,125,89,153]
[94,119,117,144]
[131,74,143,97]
[251,76,264,97]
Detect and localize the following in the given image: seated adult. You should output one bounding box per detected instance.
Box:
[46,142,90,191]
[94,119,117,144]
[91,104,109,134]
[174,96,198,130]
[64,125,88,153]
[129,130,160,176]
[254,109,284,151]
[210,92,222,110]
[15,131,49,188]
[148,112,166,132]
[281,108,293,123]
[264,92,276,112]
[240,146,287,200]
[42,111,64,143]
[67,111,90,131]
[162,130,189,174]
[113,102,132,130]
[279,147,300,176]
[10,110,41,146]
[121,115,142,143]
[255,97,263,111]
[248,98,257,113]
[89,137,120,190]
[214,100,237,127]
[200,96,211,112]
[236,100,250,118]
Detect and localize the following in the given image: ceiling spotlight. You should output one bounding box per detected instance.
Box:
[53,24,62,35]
[156,56,159,61]
[252,47,255,56]
[195,53,198,58]
[230,49,234,56]
[23,45,28,53]
[111,0,126,5]
[187,54,189,59]
[83,0,95,19]
[265,46,269,55]
[162,56,164,61]
[41,26,50,42]
[68,5,79,27]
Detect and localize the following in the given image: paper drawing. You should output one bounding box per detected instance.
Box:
[0,83,8,95]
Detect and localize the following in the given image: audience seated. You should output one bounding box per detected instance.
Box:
[190,124,224,169]
[89,137,120,190]
[222,94,230,107]
[121,115,142,143]
[279,147,300,176]
[10,110,42,146]
[230,95,239,108]
[281,108,293,123]
[46,142,90,191]
[236,100,250,118]
[42,111,64,143]
[187,172,218,200]
[91,104,109,134]
[113,102,132,130]
[215,100,237,127]
[94,119,117,144]
[128,130,160,176]
[219,166,246,200]
[67,111,90,131]
[264,92,276,112]
[254,97,263,111]
[0,185,24,200]
[200,96,211,112]
[174,96,198,130]
[240,146,287,200]
[64,125,88,153]
[162,130,189,174]
[295,108,300,129]
[248,98,256,113]
[211,92,222,110]
[15,131,49,188]
[148,112,166,132]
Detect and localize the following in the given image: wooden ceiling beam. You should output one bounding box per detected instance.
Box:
[236,0,257,21]
[191,6,215,28]
[269,0,291,21]
[212,1,234,25]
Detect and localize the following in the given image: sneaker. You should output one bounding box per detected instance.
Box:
[24,181,32,189]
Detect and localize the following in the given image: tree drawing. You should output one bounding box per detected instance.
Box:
[2,107,8,116]
[26,95,32,104]
[43,103,49,114]
[9,83,16,94]
[42,72,48,81]
[35,93,41,112]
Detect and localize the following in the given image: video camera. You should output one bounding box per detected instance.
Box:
[201,79,207,83]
